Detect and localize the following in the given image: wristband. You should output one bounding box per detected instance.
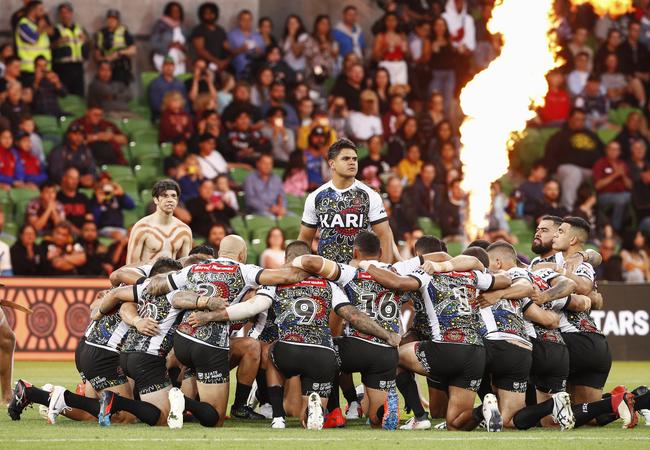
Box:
[291,255,305,269]
[197,296,209,309]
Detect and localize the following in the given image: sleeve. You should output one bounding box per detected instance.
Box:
[336,263,357,286]
[392,256,423,275]
[134,280,147,302]
[368,189,388,225]
[474,270,496,291]
[18,23,39,44]
[407,269,430,290]
[331,282,351,311]
[301,191,318,227]
[0,244,12,273]
[256,284,276,300]
[533,268,560,283]
[243,263,265,287]
[124,30,135,46]
[507,267,530,282]
[550,297,570,312]
[167,265,193,290]
[137,264,153,277]
[574,263,595,282]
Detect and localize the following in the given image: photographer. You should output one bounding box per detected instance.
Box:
[260,106,295,167]
[186,178,236,238]
[88,172,135,240]
[186,58,218,104]
[32,55,67,117]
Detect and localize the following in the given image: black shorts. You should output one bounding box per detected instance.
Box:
[120,352,170,396]
[562,332,612,390]
[414,341,484,392]
[270,341,337,397]
[335,337,398,391]
[530,339,569,394]
[174,333,230,385]
[484,339,532,393]
[75,339,127,391]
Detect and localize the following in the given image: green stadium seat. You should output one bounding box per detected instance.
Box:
[246,245,259,265]
[608,107,640,127]
[42,139,55,156]
[59,95,85,112]
[119,179,140,200]
[132,129,159,145]
[101,165,134,181]
[356,145,369,160]
[140,189,152,206]
[230,167,252,186]
[251,238,266,258]
[10,187,40,204]
[134,165,162,190]
[272,168,283,179]
[278,215,301,240]
[3,222,17,240]
[245,215,277,240]
[140,71,159,103]
[417,217,441,237]
[446,241,463,256]
[121,117,155,136]
[176,73,192,82]
[0,234,15,246]
[236,191,246,212]
[160,142,172,157]
[79,187,94,199]
[597,127,619,144]
[33,115,60,134]
[99,236,115,248]
[123,204,144,228]
[230,215,247,239]
[128,141,161,163]
[286,195,306,216]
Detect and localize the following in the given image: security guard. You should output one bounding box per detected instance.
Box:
[14,0,52,87]
[93,9,136,86]
[52,2,89,97]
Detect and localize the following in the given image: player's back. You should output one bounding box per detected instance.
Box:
[84,305,129,352]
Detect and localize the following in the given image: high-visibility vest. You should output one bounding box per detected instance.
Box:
[96,25,127,57]
[53,23,85,63]
[15,17,51,73]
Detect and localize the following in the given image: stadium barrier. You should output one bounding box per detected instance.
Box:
[0,278,648,361]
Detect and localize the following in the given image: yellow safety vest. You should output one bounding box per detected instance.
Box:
[96,25,127,57]
[15,17,51,73]
[53,23,85,63]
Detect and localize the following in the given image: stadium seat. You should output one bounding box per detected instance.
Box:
[160,142,172,157]
[121,117,155,136]
[230,215,247,239]
[79,187,94,199]
[140,71,159,104]
[356,145,369,160]
[236,191,246,211]
[119,179,140,200]
[286,195,306,216]
[101,165,135,181]
[597,127,618,144]
[245,215,277,240]
[278,215,301,240]
[134,165,162,190]
[446,241,463,256]
[128,141,161,163]
[132,129,159,145]
[42,139,55,156]
[608,107,640,127]
[417,217,441,237]
[124,204,144,228]
[251,238,267,260]
[230,167,252,185]
[58,95,85,111]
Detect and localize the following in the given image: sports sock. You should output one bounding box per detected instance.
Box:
[63,391,99,417]
[255,370,269,405]
[233,383,252,408]
[25,386,50,406]
[571,398,613,428]
[512,399,553,430]
[184,396,219,427]
[111,394,161,426]
[168,367,181,388]
[635,392,650,410]
[595,413,617,426]
[343,387,358,406]
[525,383,537,406]
[376,405,384,420]
[327,376,340,411]
[268,385,285,418]
[396,372,426,420]
[471,405,484,423]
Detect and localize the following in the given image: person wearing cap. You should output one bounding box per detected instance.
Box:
[297,109,337,150]
[148,56,188,121]
[87,60,133,117]
[47,123,97,187]
[70,106,128,166]
[150,2,188,76]
[304,125,331,190]
[51,2,89,97]
[13,129,46,187]
[260,106,295,166]
[93,9,136,86]
[14,0,52,87]
[346,90,383,142]
[197,133,229,180]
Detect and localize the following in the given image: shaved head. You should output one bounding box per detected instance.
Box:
[218,235,247,262]
[486,240,518,270]
[285,240,310,262]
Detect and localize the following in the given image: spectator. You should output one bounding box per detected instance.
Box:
[346,90,383,142]
[533,179,569,223]
[410,162,442,222]
[221,81,263,129]
[51,2,90,97]
[417,92,446,145]
[371,67,391,115]
[56,167,91,236]
[544,108,603,209]
[304,14,339,95]
[629,140,650,227]
[372,13,409,86]
[434,142,462,186]
[567,27,593,71]
[304,126,329,190]
[159,91,193,143]
[216,71,235,114]
[408,20,432,110]
[0,82,31,133]
[615,111,650,161]
[251,44,297,86]
[251,66,274,107]
[398,143,423,186]
[439,177,467,241]
[14,0,51,87]
[595,237,624,281]
[281,15,309,75]
[71,106,128,166]
[13,129,46,186]
[185,58,218,105]
[190,109,227,153]
[387,116,419,166]
[148,57,188,120]
[384,176,418,241]
[178,154,204,203]
[187,178,236,237]
[88,173,135,239]
[358,134,389,179]
[26,180,65,236]
[87,61,133,116]
[93,9,136,86]
[37,221,86,275]
[10,223,38,275]
[17,116,44,164]
[296,97,314,128]
[617,21,650,87]
[261,81,299,129]
[32,55,66,117]
[574,75,609,130]
[163,136,188,179]
[258,17,277,49]
[0,225,11,275]
[47,123,96,186]
[224,110,271,165]
[260,106,295,166]
[190,2,229,71]
[330,62,364,111]
[196,133,228,180]
[0,57,22,101]
[283,149,308,197]
[514,161,548,217]
[76,221,110,276]
[486,181,516,244]
[150,2,188,75]
[243,154,286,217]
[641,5,650,48]
[600,52,645,108]
[332,5,365,58]
[428,119,459,163]
[594,28,622,74]
[567,52,591,97]
[107,235,128,269]
[0,129,24,189]
[260,227,286,268]
[328,95,349,139]
[538,70,570,125]
[442,0,476,92]
[215,174,238,212]
[620,230,650,282]
[228,9,265,79]
[297,109,337,150]
[571,183,598,239]
[593,141,633,233]
[382,94,412,140]
[204,222,228,254]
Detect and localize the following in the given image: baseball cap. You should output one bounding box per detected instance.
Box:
[14,130,30,141]
[198,133,215,143]
[67,123,85,134]
[310,126,327,138]
[106,9,120,19]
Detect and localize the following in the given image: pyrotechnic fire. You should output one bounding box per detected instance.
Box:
[459,0,632,240]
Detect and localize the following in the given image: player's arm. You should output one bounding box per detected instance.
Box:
[292,255,341,280]
[257,267,309,285]
[335,304,401,347]
[126,226,145,265]
[478,278,533,308]
[588,289,603,310]
[566,249,602,269]
[119,303,159,336]
[297,225,317,247]
[187,293,273,327]
[144,274,172,296]
[90,285,139,320]
[530,275,577,305]
[523,302,560,329]
[561,270,593,295]
[420,255,484,274]
[177,229,192,259]
[109,263,148,287]
[491,270,514,289]
[170,290,227,311]
[372,220,395,263]
[564,294,592,312]
[363,264,420,291]
[421,252,452,262]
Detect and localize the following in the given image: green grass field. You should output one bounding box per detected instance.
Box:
[0,361,649,449]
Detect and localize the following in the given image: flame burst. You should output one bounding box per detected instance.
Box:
[459,0,633,240]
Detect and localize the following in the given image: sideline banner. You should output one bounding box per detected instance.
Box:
[0,278,648,361]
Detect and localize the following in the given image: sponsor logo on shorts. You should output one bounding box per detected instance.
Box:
[198,370,229,384]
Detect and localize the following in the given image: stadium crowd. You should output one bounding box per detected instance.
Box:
[0,0,650,283]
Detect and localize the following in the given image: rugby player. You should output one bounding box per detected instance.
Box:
[298,138,395,264]
[127,179,192,264]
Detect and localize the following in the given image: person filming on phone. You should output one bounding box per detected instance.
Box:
[88,172,135,240]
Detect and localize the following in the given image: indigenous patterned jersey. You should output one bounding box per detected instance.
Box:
[84,290,129,353]
[558,262,601,334]
[167,258,263,349]
[121,282,183,357]
[392,256,431,340]
[257,277,350,350]
[302,180,388,264]
[479,267,533,349]
[409,269,494,346]
[336,262,405,347]
[526,269,565,345]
